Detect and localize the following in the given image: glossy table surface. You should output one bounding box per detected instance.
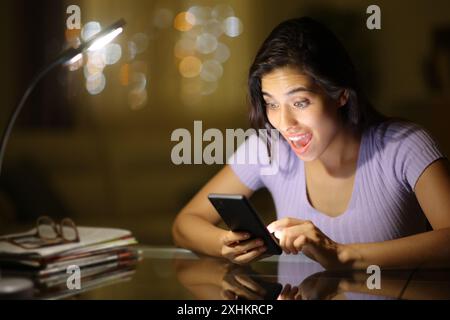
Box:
[5,246,450,300]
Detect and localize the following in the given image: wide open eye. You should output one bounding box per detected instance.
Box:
[265,102,279,110]
[293,100,310,109]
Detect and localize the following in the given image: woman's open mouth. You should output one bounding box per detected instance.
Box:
[286,133,312,155]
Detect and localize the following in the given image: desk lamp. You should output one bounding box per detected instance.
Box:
[0,19,126,176]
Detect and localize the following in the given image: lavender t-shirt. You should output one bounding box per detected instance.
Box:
[229,121,446,244]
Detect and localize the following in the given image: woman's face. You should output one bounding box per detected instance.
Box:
[262,66,345,162]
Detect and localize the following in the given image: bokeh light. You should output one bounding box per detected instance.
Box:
[86,72,106,95]
[70,20,148,98]
[127,41,138,61]
[103,43,122,65]
[196,33,218,54]
[182,25,203,40]
[174,38,196,59]
[174,12,195,32]
[214,42,230,63]
[85,51,106,76]
[187,6,211,26]
[129,88,148,110]
[223,17,243,37]
[128,75,148,110]
[173,5,243,100]
[211,4,234,21]
[130,72,147,92]
[200,60,223,82]
[202,19,223,38]
[81,21,101,41]
[179,56,202,78]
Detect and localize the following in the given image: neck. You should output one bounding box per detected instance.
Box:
[315,124,361,177]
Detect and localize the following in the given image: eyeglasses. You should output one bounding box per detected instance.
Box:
[5,216,80,249]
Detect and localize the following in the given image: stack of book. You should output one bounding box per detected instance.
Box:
[0,226,141,299]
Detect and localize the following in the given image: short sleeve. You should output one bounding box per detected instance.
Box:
[227,134,268,191]
[386,122,446,191]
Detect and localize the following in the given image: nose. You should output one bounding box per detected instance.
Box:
[278,105,298,133]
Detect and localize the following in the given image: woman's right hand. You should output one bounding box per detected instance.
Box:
[220,231,267,264]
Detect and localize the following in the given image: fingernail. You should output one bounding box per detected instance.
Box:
[256,240,263,245]
[260,246,267,252]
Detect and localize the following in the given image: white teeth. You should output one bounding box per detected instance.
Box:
[287,134,311,148]
[288,134,310,142]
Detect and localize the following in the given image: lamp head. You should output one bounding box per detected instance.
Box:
[84,19,126,52]
[63,19,126,65]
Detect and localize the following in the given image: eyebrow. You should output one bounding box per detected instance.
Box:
[262,86,314,98]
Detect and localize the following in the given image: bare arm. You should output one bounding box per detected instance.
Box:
[172,165,254,257]
[342,159,450,269]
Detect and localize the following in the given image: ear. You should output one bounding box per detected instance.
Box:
[338,89,349,107]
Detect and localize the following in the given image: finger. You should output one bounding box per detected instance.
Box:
[226,275,263,300]
[293,220,317,236]
[288,286,299,300]
[269,217,304,232]
[279,284,297,300]
[293,235,307,252]
[279,231,296,255]
[267,219,290,233]
[278,284,291,300]
[280,232,290,254]
[266,221,278,233]
[223,231,250,246]
[235,274,267,297]
[280,224,315,254]
[234,246,267,264]
[233,239,264,254]
[283,230,298,254]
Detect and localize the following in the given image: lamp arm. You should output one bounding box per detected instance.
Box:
[0,53,71,176]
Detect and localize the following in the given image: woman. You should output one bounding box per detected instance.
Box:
[172,17,450,270]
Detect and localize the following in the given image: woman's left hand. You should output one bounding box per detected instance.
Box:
[267,217,350,270]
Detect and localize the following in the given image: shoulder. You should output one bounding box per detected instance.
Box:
[365,120,445,190]
[368,120,439,151]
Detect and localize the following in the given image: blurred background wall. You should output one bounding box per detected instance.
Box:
[0,0,448,245]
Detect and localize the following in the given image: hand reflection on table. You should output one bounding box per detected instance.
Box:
[173,254,450,300]
[221,264,269,300]
[277,271,342,300]
[173,255,278,300]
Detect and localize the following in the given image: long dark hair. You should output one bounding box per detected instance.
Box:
[248,17,384,133]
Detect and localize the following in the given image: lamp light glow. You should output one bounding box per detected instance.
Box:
[87,27,123,52]
[67,53,83,65]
